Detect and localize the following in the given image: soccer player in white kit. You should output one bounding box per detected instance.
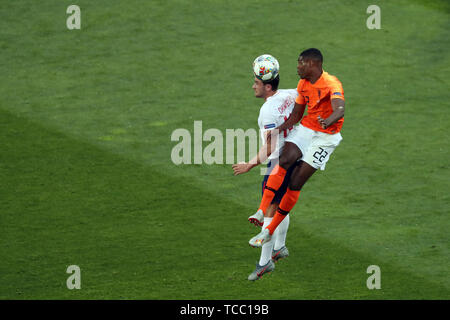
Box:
[232,55,299,280]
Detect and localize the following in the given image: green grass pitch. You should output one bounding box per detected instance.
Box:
[0,0,449,299]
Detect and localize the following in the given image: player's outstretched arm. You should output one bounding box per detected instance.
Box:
[276,103,306,133]
[317,98,345,129]
[232,131,274,175]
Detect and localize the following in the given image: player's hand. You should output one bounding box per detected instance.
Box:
[232,162,252,175]
[317,116,328,129]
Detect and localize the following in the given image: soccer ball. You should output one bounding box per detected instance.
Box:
[253,54,280,81]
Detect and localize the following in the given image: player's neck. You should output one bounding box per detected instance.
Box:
[264,90,277,101]
[308,69,323,84]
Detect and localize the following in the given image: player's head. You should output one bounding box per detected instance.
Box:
[297,48,323,79]
[252,75,280,99]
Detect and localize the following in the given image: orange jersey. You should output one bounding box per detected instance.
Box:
[295,71,344,134]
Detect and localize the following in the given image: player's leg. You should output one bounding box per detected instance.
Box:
[249,161,297,248]
[255,158,294,264]
[249,162,317,247]
[256,202,279,266]
[249,167,278,226]
[273,207,289,248]
[268,161,296,260]
[249,205,277,280]
[257,142,302,214]
[271,205,290,262]
[250,129,342,247]
[257,203,276,262]
[265,204,277,218]
[288,161,317,190]
[265,162,317,235]
[264,130,343,237]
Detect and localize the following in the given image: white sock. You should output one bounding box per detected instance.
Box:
[274,213,290,250]
[259,217,275,266]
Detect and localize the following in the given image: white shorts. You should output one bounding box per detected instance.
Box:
[285,124,343,170]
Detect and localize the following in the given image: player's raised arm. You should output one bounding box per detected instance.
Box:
[232,131,274,175]
[317,98,345,129]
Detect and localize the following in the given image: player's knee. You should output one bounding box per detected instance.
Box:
[279,155,292,170]
[279,151,300,170]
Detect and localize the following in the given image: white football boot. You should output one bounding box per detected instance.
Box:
[248,209,264,227]
[249,228,272,248]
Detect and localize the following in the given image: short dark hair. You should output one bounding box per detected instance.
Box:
[300,48,323,63]
[262,74,280,91]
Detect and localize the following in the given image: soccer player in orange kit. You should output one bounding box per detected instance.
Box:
[249,48,346,247]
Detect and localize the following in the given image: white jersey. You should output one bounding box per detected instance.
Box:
[257,89,297,161]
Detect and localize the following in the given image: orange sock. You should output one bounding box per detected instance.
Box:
[266,188,300,235]
[279,188,301,213]
[266,212,286,235]
[258,165,287,213]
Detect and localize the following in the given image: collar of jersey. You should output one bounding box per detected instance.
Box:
[310,70,327,87]
[266,90,280,101]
